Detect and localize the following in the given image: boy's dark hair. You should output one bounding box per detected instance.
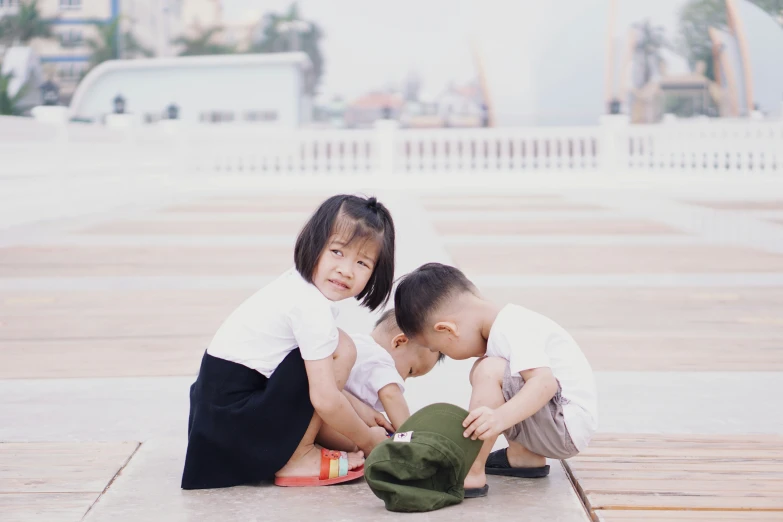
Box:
[375,308,398,330]
[394,263,476,338]
[295,194,395,311]
[376,308,446,363]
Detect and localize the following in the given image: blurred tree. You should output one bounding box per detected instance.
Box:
[678,0,783,80]
[86,18,152,70]
[0,0,51,45]
[634,19,667,86]
[249,3,324,96]
[173,26,235,56]
[0,70,29,115]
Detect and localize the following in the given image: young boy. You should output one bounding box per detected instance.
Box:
[344,309,443,431]
[393,263,597,497]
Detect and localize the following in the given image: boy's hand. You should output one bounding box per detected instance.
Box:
[350,395,394,432]
[366,409,394,433]
[463,406,507,441]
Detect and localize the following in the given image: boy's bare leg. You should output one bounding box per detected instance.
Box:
[276,330,362,477]
[463,357,507,490]
[504,441,546,467]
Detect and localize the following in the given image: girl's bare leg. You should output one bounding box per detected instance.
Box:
[276,330,363,477]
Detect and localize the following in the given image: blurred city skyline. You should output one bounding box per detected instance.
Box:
[223,0,688,102]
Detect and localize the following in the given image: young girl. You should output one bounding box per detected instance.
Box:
[181,194,395,490]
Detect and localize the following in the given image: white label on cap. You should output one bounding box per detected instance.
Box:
[393,431,413,443]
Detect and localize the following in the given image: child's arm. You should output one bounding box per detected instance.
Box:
[378,383,410,432]
[343,390,395,433]
[463,367,558,441]
[305,358,389,454]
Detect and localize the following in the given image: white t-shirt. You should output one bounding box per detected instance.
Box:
[486,304,598,451]
[344,333,405,412]
[207,267,339,377]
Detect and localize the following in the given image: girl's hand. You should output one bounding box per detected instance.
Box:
[360,426,391,455]
[462,406,507,441]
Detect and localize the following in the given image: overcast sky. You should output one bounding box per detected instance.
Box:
[222,0,688,102]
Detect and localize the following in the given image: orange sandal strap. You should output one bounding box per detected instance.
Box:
[318,448,347,480]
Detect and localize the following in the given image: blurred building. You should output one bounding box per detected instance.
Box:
[11,1,120,100]
[399,83,484,128]
[69,52,312,127]
[4,1,221,103]
[609,25,722,122]
[343,92,404,128]
[709,0,783,118]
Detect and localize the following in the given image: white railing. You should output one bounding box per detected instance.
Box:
[621,120,783,174]
[182,126,377,175]
[395,127,600,174]
[3,113,783,178]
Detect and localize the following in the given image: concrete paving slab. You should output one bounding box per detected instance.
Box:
[80,219,306,235]
[82,438,589,522]
[442,234,701,245]
[0,493,98,522]
[0,245,293,277]
[450,244,783,274]
[0,442,138,522]
[434,219,681,235]
[3,181,783,520]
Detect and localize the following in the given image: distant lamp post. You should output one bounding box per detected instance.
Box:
[113,94,126,114]
[480,103,489,127]
[40,80,60,106]
[608,98,622,115]
[167,103,179,120]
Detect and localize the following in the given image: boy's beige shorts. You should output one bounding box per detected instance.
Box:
[501,365,579,460]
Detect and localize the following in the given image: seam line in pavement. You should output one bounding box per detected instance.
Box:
[82,441,142,522]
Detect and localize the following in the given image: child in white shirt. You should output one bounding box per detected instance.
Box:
[345,309,443,431]
[182,195,396,490]
[394,262,598,499]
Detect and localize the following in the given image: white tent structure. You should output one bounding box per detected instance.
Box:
[1,46,44,113]
[465,0,611,126]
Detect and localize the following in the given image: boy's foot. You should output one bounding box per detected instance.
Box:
[275,444,364,478]
[485,448,550,478]
[463,470,487,494]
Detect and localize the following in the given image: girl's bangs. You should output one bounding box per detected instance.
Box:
[330,213,383,247]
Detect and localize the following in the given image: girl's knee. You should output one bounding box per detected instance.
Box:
[469,356,507,386]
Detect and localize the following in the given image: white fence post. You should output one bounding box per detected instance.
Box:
[374,119,399,177]
[598,113,629,175]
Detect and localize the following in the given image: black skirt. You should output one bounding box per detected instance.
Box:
[181,349,314,490]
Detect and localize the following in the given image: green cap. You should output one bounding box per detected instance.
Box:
[364,403,483,512]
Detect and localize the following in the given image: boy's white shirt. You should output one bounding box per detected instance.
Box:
[207,267,339,377]
[344,333,405,412]
[486,304,598,451]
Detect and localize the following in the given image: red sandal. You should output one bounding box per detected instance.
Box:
[274,448,364,487]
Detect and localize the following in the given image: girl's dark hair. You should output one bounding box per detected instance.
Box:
[294,194,395,311]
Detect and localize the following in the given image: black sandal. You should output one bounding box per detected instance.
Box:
[485,448,550,478]
[464,484,489,498]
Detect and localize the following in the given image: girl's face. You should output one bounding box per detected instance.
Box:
[312,232,380,302]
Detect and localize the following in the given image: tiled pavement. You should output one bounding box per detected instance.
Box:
[2,180,783,521]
